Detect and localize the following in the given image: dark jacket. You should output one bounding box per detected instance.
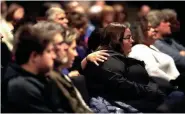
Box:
[83,50,165,112]
[2,63,92,113]
[154,38,185,73]
[2,63,61,113]
[1,42,12,78]
[2,64,59,113]
[48,70,92,113]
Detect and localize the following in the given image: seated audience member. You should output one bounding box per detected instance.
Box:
[83,22,184,112]
[100,5,115,28]
[161,9,180,34]
[65,1,79,13]
[129,17,180,93]
[113,4,128,25]
[33,21,92,113]
[147,10,185,73]
[34,21,108,112]
[88,3,102,29]
[0,3,25,51]
[2,24,57,112]
[67,11,89,70]
[137,4,151,21]
[46,7,68,28]
[72,5,95,46]
[83,22,165,112]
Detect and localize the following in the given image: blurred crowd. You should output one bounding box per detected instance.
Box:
[1,1,185,113]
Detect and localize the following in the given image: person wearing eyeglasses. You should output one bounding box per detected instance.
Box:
[82,22,173,112]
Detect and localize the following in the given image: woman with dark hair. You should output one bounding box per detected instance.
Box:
[83,22,171,112]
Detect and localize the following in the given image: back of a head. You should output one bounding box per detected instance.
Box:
[46,7,65,21]
[33,21,64,34]
[100,22,127,53]
[13,24,54,65]
[146,10,164,28]
[67,12,88,30]
[88,5,102,27]
[88,28,103,51]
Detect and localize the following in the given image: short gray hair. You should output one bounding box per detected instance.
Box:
[46,7,65,21]
[161,9,177,21]
[146,10,165,28]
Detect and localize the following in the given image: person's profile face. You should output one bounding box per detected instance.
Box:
[53,33,69,65]
[122,28,134,55]
[13,8,24,21]
[55,13,68,28]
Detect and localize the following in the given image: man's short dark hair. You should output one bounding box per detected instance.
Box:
[67,12,88,30]
[13,24,54,65]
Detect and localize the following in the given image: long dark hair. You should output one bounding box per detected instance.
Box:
[131,17,148,45]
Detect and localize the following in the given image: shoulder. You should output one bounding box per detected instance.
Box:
[7,76,42,97]
[130,44,150,55]
[154,40,166,47]
[101,52,126,73]
[132,44,149,51]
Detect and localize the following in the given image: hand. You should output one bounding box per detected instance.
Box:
[179,51,185,56]
[68,70,80,77]
[86,50,110,66]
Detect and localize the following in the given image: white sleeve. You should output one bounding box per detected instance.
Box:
[129,46,172,87]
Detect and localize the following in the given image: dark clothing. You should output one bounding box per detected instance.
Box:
[90,96,140,113]
[49,70,92,113]
[1,42,12,78]
[70,75,90,104]
[83,50,165,112]
[170,72,185,93]
[2,63,92,113]
[154,38,185,73]
[2,63,60,113]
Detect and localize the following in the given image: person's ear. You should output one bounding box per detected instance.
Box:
[30,51,40,63]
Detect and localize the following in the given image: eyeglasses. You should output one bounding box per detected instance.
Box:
[122,35,133,40]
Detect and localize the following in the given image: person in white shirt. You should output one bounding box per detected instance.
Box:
[129,16,179,88]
